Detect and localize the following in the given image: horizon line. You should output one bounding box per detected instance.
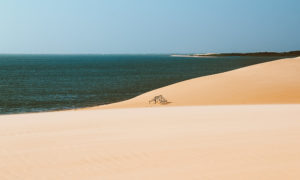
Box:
[0,50,299,56]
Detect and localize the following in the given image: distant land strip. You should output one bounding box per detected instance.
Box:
[174,50,300,57]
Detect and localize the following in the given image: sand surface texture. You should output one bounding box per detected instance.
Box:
[1,105,300,180]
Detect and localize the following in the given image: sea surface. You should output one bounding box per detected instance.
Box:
[0,55,283,114]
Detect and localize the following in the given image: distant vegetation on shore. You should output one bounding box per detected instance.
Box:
[192,50,300,57]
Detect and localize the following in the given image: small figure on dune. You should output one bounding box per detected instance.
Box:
[149,95,168,104]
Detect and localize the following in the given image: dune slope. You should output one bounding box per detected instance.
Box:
[93,56,300,109]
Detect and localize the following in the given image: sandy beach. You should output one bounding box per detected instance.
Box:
[1,57,300,179]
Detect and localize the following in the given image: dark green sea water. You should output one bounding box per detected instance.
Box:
[0,55,282,114]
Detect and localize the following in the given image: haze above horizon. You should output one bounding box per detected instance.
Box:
[0,0,299,54]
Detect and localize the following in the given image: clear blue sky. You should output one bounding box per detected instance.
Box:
[0,0,299,54]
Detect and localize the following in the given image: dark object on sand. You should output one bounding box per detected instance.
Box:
[149,95,168,104]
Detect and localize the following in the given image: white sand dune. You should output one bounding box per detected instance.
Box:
[1,56,300,179]
[93,56,300,109]
[1,105,300,180]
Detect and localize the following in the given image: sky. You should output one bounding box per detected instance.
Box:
[0,0,299,54]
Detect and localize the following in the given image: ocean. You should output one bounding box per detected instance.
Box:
[0,54,281,114]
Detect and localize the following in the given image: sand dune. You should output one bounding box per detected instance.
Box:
[1,105,300,180]
[92,56,300,109]
[1,56,300,179]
